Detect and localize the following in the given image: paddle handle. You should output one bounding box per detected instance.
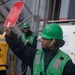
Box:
[2,22,10,37]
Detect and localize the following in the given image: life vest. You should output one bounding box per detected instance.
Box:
[0,34,8,70]
[33,49,70,75]
[21,33,35,44]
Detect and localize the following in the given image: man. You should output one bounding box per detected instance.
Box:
[20,22,37,48]
[4,23,75,75]
[0,31,9,75]
[20,22,37,75]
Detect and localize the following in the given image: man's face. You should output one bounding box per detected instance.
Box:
[41,38,52,48]
[23,27,29,32]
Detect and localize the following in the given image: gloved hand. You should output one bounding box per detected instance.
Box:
[4,26,11,37]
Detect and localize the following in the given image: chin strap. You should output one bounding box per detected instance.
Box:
[49,39,55,48]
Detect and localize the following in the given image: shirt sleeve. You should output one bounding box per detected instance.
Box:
[5,32,36,66]
[63,59,75,75]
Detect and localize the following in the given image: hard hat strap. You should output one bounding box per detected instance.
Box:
[49,39,55,48]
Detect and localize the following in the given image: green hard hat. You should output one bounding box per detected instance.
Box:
[40,23,63,40]
[22,22,30,29]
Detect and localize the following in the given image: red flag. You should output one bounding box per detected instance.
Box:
[4,1,24,27]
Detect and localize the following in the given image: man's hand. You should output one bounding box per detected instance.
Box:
[4,27,11,36]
